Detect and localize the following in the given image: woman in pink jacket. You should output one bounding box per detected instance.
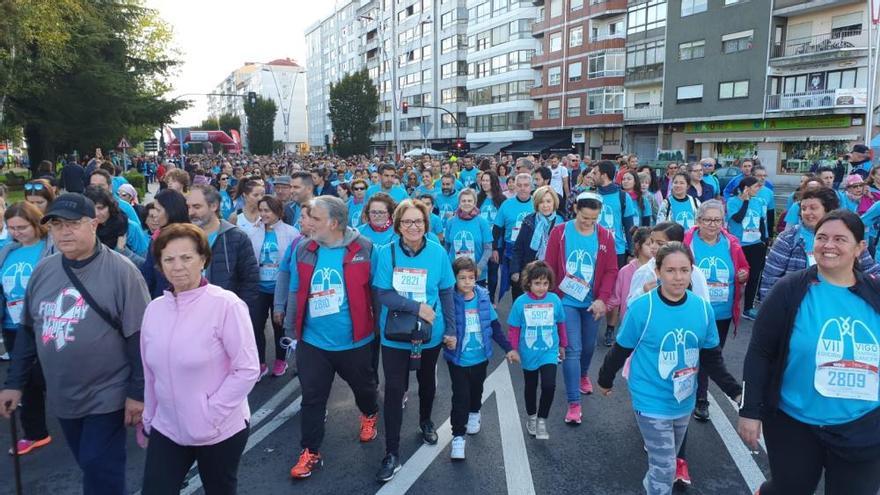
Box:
[140,223,259,494]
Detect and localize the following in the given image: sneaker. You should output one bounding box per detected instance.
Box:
[450,436,466,460]
[675,458,692,486]
[0,352,9,361]
[466,412,481,435]
[526,415,537,436]
[375,453,401,483]
[272,359,288,377]
[742,309,758,321]
[579,376,593,395]
[359,413,378,443]
[535,418,549,440]
[8,436,51,456]
[603,328,613,347]
[693,400,710,422]
[402,391,408,409]
[564,403,582,425]
[258,364,269,381]
[290,449,322,479]
[420,421,438,445]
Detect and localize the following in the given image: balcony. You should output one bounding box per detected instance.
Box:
[773,0,863,17]
[589,32,626,43]
[770,29,868,65]
[766,88,867,112]
[588,0,627,19]
[624,105,662,121]
[624,63,663,86]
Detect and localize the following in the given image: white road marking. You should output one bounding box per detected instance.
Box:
[725,395,766,452]
[708,394,766,493]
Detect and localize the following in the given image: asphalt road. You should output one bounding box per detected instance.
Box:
[0,293,772,495]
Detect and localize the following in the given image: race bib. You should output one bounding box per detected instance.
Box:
[559,274,590,302]
[816,364,879,402]
[464,309,483,351]
[814,317,880,402]
[308,289,340,317]
[6,299,23,325]
[523,303,554,327]
[743,228,761,244]
[259,264,279,281]
[707,282,730,304]
[672,366,698,403]
[806,252,816,267]
[393,267,428,303]
[511,220,523,242]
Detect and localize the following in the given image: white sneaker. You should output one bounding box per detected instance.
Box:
[466,412,481,435]
[450,436,466,460]
[536,418,549,440]
[526,415,537,436]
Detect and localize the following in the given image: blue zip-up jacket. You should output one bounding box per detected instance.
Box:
[444,285,513,365]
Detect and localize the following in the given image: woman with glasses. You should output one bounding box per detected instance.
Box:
[24,179,55,214]
[373,199,456,483]
[839,174,874,214]
[357,193,397,249]
[216,174,235,220]
[348,179,368,228]
[0,202,54,456]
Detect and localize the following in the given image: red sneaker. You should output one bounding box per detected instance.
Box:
[8,436,51,456]
[290,448,322,479]
[359,413,378,442]
[675,457,692,486]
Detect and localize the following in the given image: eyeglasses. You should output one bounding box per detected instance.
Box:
[368,210,389,216]
[699,217,723,225]
[219,176,229,181]
[47,218,91,231]
[400,219,425,228]
[119,192,132,199]
[24,183,45,192]
[353,187,366,191]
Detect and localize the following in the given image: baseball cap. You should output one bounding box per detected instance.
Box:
[41,193,96,224]
[274,175,292,186]
[852,144,870,154]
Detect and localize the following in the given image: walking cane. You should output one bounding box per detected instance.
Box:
[10,407,23,495]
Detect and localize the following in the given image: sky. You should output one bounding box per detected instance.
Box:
[145,0,335,127]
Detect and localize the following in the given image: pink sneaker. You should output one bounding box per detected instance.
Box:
[579,376,593,395]
[272,360,288,377]
[258,364,269,381]
[564,403,582,424]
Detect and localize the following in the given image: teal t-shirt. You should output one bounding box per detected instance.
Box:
[1,241,45,329]
[365,184,409,205]
[258,231,280,293]
[692,235,735,319]
[434,191,460,228]
[560,221,598,308]
[507,292,566,371]
[348,198,365,228]
[726,196,765,246]
[357,224,397,249]
[479,199,499,225]
[668,196,698,231]
[459,295,499,367]
[459,168,478,188]
[599,189,637,254]
[220,190,234,220]
[799,225,816,266]
[494,196,533,245]
[444,216,493,281]
[780,277,880,426]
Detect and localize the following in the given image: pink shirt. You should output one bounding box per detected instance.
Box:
[609,259,642,319]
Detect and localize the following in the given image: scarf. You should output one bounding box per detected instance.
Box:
[97,211,129,249]
[371,219,393,232]
[529,213,554,260]
[456,207,480,221]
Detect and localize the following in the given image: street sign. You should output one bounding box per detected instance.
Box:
[117,137,131,149]
[143,139,159,152]
[421,120,432,139]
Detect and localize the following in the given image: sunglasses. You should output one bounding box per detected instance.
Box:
[24,183,45,192]
[220,176,229,180]
[353,187,366,191]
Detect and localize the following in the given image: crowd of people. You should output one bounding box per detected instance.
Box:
[0,143,876,494]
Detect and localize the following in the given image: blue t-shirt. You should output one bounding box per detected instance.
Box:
[434,191,460,228]
[494,196,533,245]
[410,184,436,200]
[704,174,720,198]
[667,196,698,231]
[508,292,566,371]
[459,168,478,188]
[357,224,396,249]
[429,213,444,239]
[291,245,372,351]
[373,240,456,350]
[258,231,280,293]
[1,241,45,329]
[444,216,493,281]
[692,235,735,319]
[780,277,880,426]
[560,221,598,308]
[756,186,774,214]
[126,219,149,257]
[118,199,139,225]
[726,196,765,246]
[784,202,801,227]
[220,190,234,221]
[617,290,719,418]
[207,230,219,248]
[838,191,860,213]
[365,184,409,205]
[348,198,365,228]
[459,295,499,367]
[799,225,816,266]
[479,199,499,226]
[599,189,638,255]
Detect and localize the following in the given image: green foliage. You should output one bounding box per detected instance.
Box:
[200,113,240,136]
[122,170,146,197]
[244,96,277,155]
[328,69,379,157]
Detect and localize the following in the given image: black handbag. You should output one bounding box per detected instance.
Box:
[383,246,432,343]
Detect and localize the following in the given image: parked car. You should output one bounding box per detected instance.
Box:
[713,166,742,193]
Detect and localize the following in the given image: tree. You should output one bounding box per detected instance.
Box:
[328,69,378,157]
[199,113,240,136]
[244,96,276,155]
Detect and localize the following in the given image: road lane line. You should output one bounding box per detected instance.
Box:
[707,394,766,493]
[494,363,536,495]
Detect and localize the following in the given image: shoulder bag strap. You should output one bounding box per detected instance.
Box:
[62,262,123,334]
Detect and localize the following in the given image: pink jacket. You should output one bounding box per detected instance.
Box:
[608,259,642,318]
[141,283,259,446]
[544,222,619,304]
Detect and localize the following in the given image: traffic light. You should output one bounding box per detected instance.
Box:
[247,91,257,106]
[455,140,463,150]
[402,101,408,114]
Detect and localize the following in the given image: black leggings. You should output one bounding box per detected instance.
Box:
[382,344,441,455]
[141,426,249,495]
[523,364,556,418]
[3,329,48,440]
[759,410,880,495]
[741,243,766,311]
[251,291,285,364]
[448,361,488,437]
[696,318,732,402]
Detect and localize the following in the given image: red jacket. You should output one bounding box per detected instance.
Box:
[293,233,375,342]
[683,226,750,331]
[544,222,619,304]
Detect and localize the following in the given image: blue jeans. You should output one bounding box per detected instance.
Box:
[57,409,127,495]
[498,242,513,301]
[562,305,600,403]
[634,412,689,495]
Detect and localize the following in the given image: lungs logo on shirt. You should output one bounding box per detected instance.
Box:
[311,267,345,306]
[2,262,33,300]
[658,328,700,379]
[815,316,880,401]
[675,211,695,230]
[39,288,90,351]
[453,230,476,259]
[439,203,455,220]
[601,204,616,229]
[480,205,497,224]
[744,209,762,230]
[260,238,279,266]
[566,250,594,282]
[697,257,730,284]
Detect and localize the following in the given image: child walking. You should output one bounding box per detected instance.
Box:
[444,258,520,460]
[508,260,567,440]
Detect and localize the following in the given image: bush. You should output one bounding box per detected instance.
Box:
[3,172,25,188]
[122,170,146,197]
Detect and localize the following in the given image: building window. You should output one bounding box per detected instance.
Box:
[681,0,707,17]
[724,0,743,4]
[588,51,625,78]
[568,62,582,82]
[548,100,561,119]
[570,26,583,47]
[587,87,624,114]
[571,0,583,10]
[677,84,703,102]
[567,97,581,117]
[678,40,705,61]
[626,40,665,67]
[719,80,749,99]
[627,0,667,35]
[550,0,562,18]
[550,32,562,52]
[722,30,753,54]
[548,66,561,86]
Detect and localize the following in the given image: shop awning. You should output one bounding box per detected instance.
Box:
[808,135,860,141]
[765,136,808,142]
[471,141,510,156]
[504,137,571,154]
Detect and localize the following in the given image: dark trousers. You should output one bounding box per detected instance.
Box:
[447,360,488,437]
[483,259,499,304]
[252,291,285,364]
[742,243,766,311]
[523,364,556,418]
[297,341,378,452]
[142,426,249,495]
[759,410,880,495]
[696,318,732,403]
[3,329,48,440]
[617,253,629,269]
[382,344,441,455]
[57,409,127,495]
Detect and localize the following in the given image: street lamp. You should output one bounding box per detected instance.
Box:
[261,65,301,152]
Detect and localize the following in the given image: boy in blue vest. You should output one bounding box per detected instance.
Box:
[444,257,519,460]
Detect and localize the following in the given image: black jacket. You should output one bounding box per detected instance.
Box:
[60,163,85,193]
[740,266,880,420]
[510,212,560,277]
